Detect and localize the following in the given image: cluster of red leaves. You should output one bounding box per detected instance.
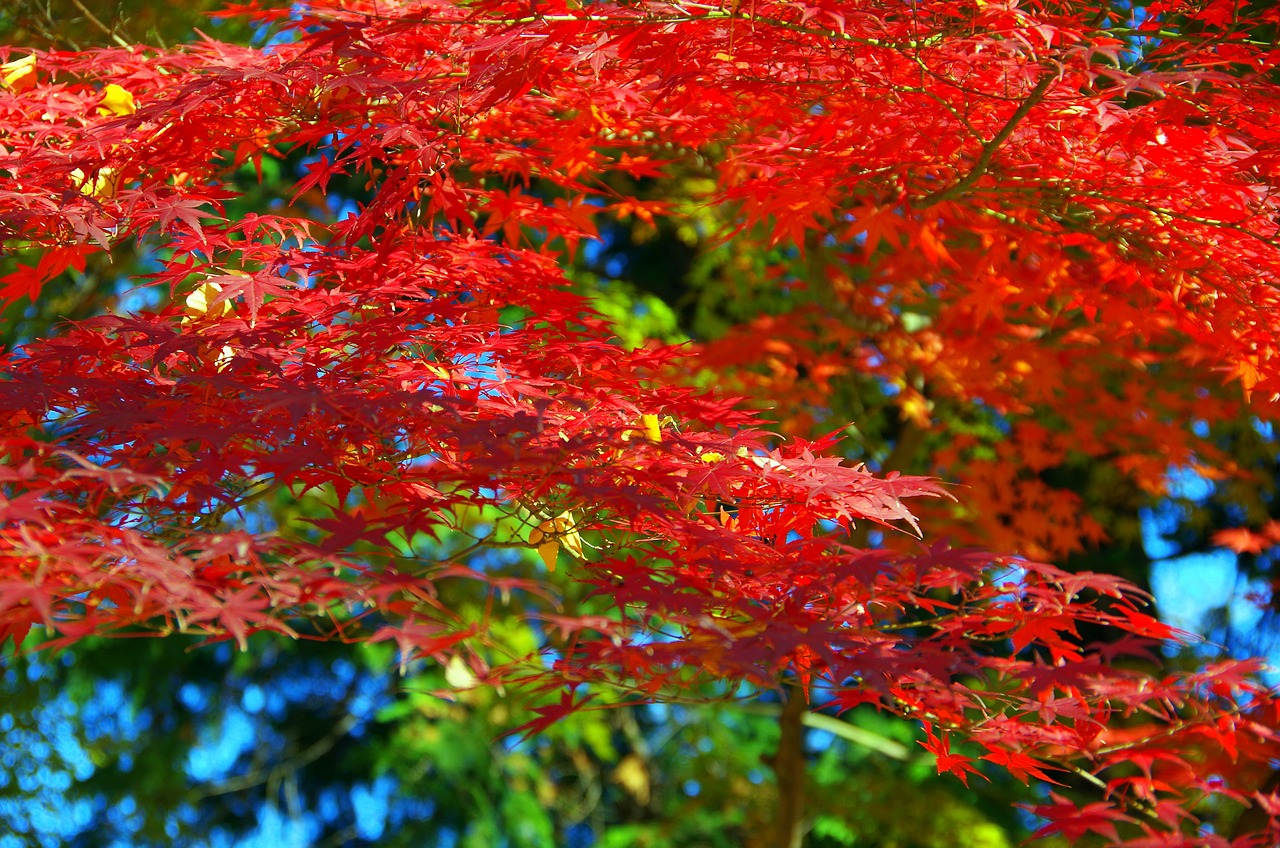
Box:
[2,0,1280,843]
[674,0,1280,559]
[1215,522,1280,557]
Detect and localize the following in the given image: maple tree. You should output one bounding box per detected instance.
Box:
[3,0,1280,845]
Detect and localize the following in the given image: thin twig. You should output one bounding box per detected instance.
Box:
[65,0,132,49]
[191,712,360,801]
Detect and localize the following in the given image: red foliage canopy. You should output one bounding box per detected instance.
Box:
[2,0,1280,843]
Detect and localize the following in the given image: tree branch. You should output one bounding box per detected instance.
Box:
[64,0,131,49]
[190,712,359,801]
[918,71,1055,207]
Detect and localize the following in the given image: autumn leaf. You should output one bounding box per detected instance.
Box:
[69,166,120,199]
[528,511,582,572]
[920,722,986,787]
[1212,527,1271,555]
[1222,353,1263,402]
[444,654,479,690]
[98,83,136,117]
[183,281,232,320]
[623,414,663,444]
[206,271,289,325]
[0,54,35,92]
[981,747,1063,785]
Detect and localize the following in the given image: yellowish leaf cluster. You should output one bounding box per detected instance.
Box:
[621,413,663,444]
[527,511,582,572]
[0,55,36,92]
[184,281,233,319]
[60,84,139,197]
[69,166,120,199]
[181,281,236,367]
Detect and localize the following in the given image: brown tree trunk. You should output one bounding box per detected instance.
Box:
[771,684,808,848]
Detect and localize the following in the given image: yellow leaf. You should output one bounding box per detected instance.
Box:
[184,281,231,319]
[69,166,119,199]
[529,512,582,571]
[536,538,559,572]
[899,387,932,428]
[612,754,651,804]
[527,524,559,571]
[444,655,479,690]
[640,413,661,444]
[622,413,664,444]
[551,511,583,559]
[1,55,36,93]
[699,451,725,463]
[98,83,136,117]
